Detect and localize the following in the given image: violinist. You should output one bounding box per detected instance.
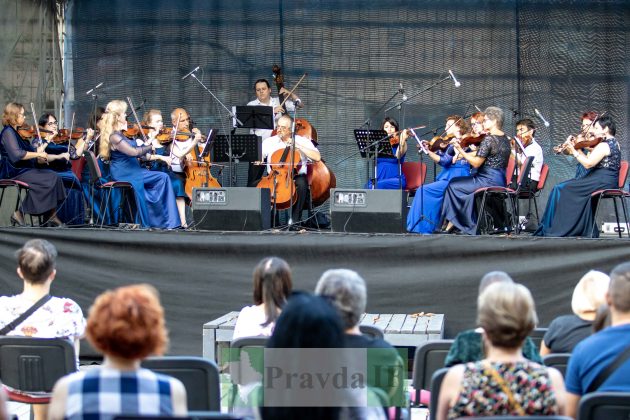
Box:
[511,118,544,231]
[366,117,408,189]
[534,114,620,238]
[166,107,202,178]
[36,113,88,225]
[98,100,179,229]
[0,102,66,227]
[407,115,471,234]
[261,114,320,224]
[440,106,512,235]
[556,111,598,179]
[141,109,189,228]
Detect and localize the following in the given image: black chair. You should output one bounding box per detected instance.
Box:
[411,339,454,406]
[591,160,630,238]
[0,179,41,226]
[428,367,449,420]
[0,336,76,404]
[578,391,630,420]
[528,327,547,352]
[228,336,268,410]
[542,353,571,378]
[359,324,385,340]
[517,162,549,224]
[141,356,221,412]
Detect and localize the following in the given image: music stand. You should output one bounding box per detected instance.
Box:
[354,129,395,188]
[214,134,260,163]
[232,106,274,130]
[199,129,217,159]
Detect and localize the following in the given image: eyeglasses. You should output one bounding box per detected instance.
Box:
[47,121,58,126]
[277,125,291,131]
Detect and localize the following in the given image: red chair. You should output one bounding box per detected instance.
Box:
[474,157,533,234]
[401,161,427,197]
[591,160,630,238]
[517,163,549,224]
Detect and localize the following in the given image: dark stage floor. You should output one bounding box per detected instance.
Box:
[1,227,629,356]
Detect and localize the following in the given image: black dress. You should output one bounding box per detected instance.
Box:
[0,126,66,215]
[534,138,620,237]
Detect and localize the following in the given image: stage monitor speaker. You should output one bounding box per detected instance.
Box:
[330,189,408,233]
[192,187,270,231]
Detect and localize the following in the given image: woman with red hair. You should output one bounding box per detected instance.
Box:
[48,284,187,419]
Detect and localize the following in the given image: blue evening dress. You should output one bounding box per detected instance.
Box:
[407,145,471,233]
[108,132,180,229]
[365,144,407,190]
[150,143,188,201]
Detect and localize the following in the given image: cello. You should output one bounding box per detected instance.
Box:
[256,145,301,210]
[271,65,336,207]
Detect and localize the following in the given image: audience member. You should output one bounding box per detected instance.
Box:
[0,385,7,420]
[233,257,292,340]
[541,270,610,355]
[0,239,85,420]
[437,282,566,419]
[48,284,187,419]
[592,304,611,333]
[444,271,541,367]
[565,262,630,418]
[315,269,405,404]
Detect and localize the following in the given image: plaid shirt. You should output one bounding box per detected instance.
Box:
[64,367,176,420]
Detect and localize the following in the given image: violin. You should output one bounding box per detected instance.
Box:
[156,127,196,143]
[52,128,90,144]
[17,126,53,140]
[554,133,603,154]
[122,123,153,139]
[459,133,485,148]
[428,134,454,152]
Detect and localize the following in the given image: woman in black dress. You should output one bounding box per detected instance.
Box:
[0,102,67,226]
[534,114,620,237]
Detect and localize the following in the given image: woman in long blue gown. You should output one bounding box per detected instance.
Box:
[366,117,407,190]
[440,107,512,235]
[534,115,620,238]
[407,115,472,233]
[98,100,179,229]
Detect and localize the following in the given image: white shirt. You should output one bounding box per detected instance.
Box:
[262,134,317,176]
[516,138,544,181]
[233,305,274,340]
[246,97,296,141]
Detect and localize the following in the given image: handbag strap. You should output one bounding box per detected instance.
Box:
[586,344,630,394]
[484,361,526,416]
[0,295,52,335]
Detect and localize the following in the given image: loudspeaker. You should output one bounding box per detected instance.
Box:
[330,189,408,233]
[192,187,271,231]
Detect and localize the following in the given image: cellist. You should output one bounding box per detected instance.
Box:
[261,114,320,225]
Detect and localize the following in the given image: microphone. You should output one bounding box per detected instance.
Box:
[86,82,103,95]
[182,66,200,80]
[448,70,461,87]
[399,82,408,101]
[534,108,550,127]
[510,108,520,117]
[474,105,483,112]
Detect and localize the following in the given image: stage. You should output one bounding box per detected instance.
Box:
[1,227,629,357]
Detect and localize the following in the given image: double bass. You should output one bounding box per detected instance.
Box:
[271,65,336,207]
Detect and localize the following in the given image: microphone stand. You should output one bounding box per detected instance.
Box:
[384,75,452,113]
[287,108,298,229]
[187,72,243,187]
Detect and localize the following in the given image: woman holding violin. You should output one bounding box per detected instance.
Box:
[407,115,471,234]
[35,113,88,225]
[555,111,599,180]
[439,107,512,235]
[366,117,408,190]
[98,100,179,229]
[0,102,66,226]
[534,114,620,237]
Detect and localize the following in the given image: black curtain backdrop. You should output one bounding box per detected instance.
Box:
[1,228,629,355]
[63,0,630,217]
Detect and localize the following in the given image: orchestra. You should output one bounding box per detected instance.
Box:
[0,74,622,236]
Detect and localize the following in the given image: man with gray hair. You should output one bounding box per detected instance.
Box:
[444,271,542,367]
[315,268,404,404]
[565,262,630,418]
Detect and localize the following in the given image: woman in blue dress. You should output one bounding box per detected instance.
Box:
[98,100,179,229]
[35,113,86,225]
[366,117,407,189]
[407,114,472,233]
[440,107,511,235]
[534,114,620,238]
[0,102,67,226]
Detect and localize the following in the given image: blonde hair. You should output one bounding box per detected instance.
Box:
[571,270,610,321]
[142,109,162,126]
[478,281,537,349]
[98,100,127,160]
[2,102,24,127]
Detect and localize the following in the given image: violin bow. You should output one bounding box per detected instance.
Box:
[126,97,149,144]
[67,112,76,153]
[29,103,45,147]
[278,73,307,109]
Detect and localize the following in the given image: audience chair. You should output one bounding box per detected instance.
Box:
[84,150,136,227]
[528,327,547,352]
[359,324,385,340]
[542,353,571,378]
[115,414,246,420]
[141,356,221,412]
[475,157,532,234]
[591,160,630,238]
[455,416,572,420]
[401,161,427,198]
[428,367,449,420]
[228,336,268,410]
[411,339,454,406]
[0,336,76,404]
[517,163,549,223]
[578,391,630,420]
